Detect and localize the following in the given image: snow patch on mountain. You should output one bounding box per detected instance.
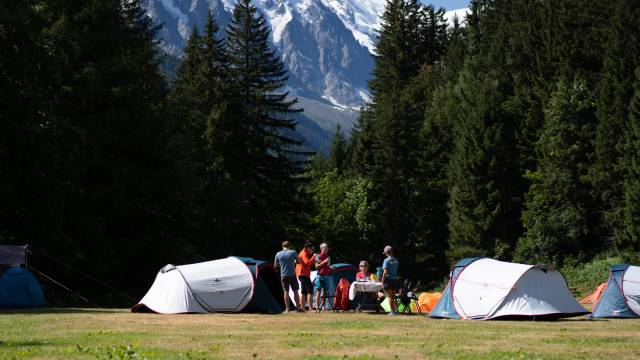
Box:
[320,0,386,53]
[444,8,468,26]
[262,2,293,43]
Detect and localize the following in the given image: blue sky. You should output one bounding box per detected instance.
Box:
[422,0,470,10]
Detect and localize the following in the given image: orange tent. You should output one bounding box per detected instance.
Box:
[418,292,442,313]
[579,282,607,305]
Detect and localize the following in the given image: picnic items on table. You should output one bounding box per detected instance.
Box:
[349,279,383,312]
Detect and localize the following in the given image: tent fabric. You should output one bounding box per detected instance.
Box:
[323,263,356,310]
[429,257,483,318]
[591,264,640,318]
[0,245,27,266]
[430,258,586,320]
[429,282,459,318]
[418,292,442,313]
[236,257,286,314]
[579,283,607,304]
[0,267,46,308]
[623,266,640,315]
[132,257,256,314]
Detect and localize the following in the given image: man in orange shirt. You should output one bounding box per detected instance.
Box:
[296,242,316,311]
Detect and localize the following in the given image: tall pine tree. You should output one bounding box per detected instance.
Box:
[357,0,448,276]
[621,68,640,252]
[168,12,235,258]
[225,0,308,253]
[590,0,640,250]
[446,62,520,262]
[515,81,597,265]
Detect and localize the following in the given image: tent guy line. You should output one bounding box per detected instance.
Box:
[29,246,137,302]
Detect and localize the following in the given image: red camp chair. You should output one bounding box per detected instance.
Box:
[333,277,351,311]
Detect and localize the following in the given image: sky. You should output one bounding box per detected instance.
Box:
[423,0,470,10]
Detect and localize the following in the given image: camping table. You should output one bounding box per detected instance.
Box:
[349,281,383,312]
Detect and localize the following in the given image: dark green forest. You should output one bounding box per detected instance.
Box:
[2,0,640,305]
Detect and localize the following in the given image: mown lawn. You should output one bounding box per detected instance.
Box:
[1,309,639,359]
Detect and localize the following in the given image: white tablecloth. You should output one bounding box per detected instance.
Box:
[349,281,383,300]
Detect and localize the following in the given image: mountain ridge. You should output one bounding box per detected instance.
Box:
[144,0,467,152]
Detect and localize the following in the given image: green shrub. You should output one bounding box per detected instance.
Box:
[561,255,623,298]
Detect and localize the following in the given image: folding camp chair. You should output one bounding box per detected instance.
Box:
[394,279,421,314]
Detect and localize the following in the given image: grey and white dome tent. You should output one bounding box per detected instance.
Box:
[131,257,286,314]
[430,258,588,320]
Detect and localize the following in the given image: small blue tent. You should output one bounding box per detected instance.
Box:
[0,245,46,308]
[0,267,46,308]
[317,263,356,310]
[590,264,640,318]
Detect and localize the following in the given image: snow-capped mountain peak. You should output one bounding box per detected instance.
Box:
[320,0,386,53]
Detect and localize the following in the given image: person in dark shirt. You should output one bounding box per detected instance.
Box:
[296,242,316,311]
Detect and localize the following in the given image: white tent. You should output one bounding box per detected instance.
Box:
[431,258,587,320]
[132,257,255,314]
[624,266,640,315]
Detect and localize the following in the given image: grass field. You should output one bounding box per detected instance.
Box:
[1,309,640,359]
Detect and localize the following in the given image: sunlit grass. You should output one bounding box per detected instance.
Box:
[0,309,639,359]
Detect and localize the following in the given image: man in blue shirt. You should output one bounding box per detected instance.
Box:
[275,241,304,312]
[381,245,400,316]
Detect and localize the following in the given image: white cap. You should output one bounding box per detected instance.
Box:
[383,245,392,254]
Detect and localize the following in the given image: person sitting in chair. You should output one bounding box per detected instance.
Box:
[356,261,371,281]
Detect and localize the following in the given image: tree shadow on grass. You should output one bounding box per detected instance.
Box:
[0,339,48,347]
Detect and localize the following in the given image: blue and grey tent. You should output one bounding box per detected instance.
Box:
[132,256,285,314]
[590,264,640,318]
[429,257,480,319]
[0,245,46,308]
[322,263,356,310]
[430,257,587,320]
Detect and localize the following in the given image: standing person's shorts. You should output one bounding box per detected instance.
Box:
[298,275,313,295]
[314,275,331,291]
[383,278,399,291]
[281,276,299,292]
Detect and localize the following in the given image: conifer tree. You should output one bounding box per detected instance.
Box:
[446,63,520,262]
[590,0,640,249]
[515,81,597,265]
[225,0,308,253]
[328,124,348,174]
[168,11,236,257]
[19,0,179,300]
[359,0,448,275]
[621,68,640,252]
[0,0,71,247]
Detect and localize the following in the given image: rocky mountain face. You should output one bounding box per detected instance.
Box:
[143,0,466,151]
[144,0,379,151]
